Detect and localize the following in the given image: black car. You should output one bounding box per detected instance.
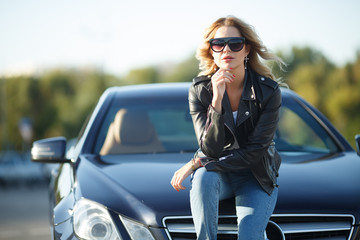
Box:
[31,82,360,240]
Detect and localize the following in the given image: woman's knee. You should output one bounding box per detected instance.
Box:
[191,167,220,189]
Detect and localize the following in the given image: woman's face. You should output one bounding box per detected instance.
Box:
[211,26,250,70]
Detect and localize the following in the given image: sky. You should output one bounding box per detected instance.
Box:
[1,0,360,76]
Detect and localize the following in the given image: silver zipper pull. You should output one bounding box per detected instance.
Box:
[219,153,233,161]
[251,85,256,100]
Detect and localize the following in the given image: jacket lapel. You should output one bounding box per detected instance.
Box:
[236,69,254,127]
[236,101,251,127]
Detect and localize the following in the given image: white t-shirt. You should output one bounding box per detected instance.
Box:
[232,111,238,124]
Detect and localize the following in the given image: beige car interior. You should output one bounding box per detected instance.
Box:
[100,109,165,155]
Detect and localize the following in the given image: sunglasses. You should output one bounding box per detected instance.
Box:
[209,37,246,52]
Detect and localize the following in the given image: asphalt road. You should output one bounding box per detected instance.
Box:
[0,186,52,240]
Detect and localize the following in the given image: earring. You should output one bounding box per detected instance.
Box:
[244,56,249,70]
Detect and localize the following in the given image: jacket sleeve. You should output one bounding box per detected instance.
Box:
[205,86,281,172]
[188,83,226,158]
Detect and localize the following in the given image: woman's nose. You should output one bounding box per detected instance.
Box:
[223,44,231,52]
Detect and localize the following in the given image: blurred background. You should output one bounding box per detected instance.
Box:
[1,0,360,239]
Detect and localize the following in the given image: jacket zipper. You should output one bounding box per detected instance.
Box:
[219,153,234,161]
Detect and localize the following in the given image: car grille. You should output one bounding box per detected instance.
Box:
[162,214,355,240]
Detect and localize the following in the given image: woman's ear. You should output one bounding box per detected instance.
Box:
[245,44,251,56]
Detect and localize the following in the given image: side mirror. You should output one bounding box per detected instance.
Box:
[31,137,70,163]
[356,134,360,156]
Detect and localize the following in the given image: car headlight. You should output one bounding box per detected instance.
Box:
[73,198,121,240]
[120,215,155,240]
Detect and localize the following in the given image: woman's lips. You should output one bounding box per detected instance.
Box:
[222,56,234,62]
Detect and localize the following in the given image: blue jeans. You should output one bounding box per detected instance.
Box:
[190,167,278,240]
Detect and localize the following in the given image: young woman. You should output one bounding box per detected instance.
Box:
[171,16,284,239]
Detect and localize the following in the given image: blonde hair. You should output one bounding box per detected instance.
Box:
[196,16,285,80]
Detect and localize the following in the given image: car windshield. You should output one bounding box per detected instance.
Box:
[94,91,339,156]
[94,95,198,155]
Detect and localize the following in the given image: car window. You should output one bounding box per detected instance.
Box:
[94,92,339,156]
[275,100,339,154]
[94,97,198,155]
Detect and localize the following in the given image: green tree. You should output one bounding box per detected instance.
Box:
[274,46,360,148]
[0,67,117,150]
[324,56,360,144]
[161,55,199,83]
[125,67,159,85]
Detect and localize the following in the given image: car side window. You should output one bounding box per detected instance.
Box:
[275,102,339,154]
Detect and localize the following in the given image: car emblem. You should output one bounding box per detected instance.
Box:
[266,220,285,240]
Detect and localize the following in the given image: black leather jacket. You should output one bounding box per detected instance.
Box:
[189,67,281,195]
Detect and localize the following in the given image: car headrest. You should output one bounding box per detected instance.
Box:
[113,109,156,145]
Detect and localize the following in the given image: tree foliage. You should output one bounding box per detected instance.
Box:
[0,68,118,150]
[0,46,359,150]
[275,47,360,148]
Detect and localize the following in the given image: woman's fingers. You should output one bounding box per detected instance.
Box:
[171,170,184,191]
[211,69,233,104]
[171,162,193,191]
[171,170,185,191]
[211,69,234,95]
[213,69,234,84]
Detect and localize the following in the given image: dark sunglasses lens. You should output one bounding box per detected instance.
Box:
[210,39,225,52]
[228,39,245,52]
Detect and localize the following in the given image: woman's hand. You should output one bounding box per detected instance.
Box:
[211,69,234,112]
[171,159,201,191]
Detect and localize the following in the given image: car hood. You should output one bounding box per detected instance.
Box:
[76,153,194,227]
[276,152,360,216]
[76,151,360,227]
